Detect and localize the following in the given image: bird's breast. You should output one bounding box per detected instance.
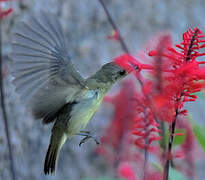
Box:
[66,89,104,136]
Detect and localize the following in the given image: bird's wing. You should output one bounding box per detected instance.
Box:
[10,11,87,122]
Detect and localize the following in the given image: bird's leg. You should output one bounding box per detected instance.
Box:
[77,131,100,146]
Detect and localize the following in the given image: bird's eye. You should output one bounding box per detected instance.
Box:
[119,70,126,76]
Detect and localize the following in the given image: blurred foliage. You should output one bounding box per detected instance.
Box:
[169,167,186,180]
[195,91,205,99]
[152,162,163,172]
[152,162,187,180]
[192,122,205,152]
[82,177,121,180]
[164,129,187,147]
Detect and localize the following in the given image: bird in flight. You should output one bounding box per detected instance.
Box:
[10,11,133,175]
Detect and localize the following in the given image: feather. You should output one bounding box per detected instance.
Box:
[10,11,87,122]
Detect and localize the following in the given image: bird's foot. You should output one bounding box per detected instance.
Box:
[77,131,100,146]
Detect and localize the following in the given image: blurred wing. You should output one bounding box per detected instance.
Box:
[10,12,87,122]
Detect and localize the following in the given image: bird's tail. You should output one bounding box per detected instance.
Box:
[44,131,67,175]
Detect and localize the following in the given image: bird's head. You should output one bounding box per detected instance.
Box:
[86,62,128,91]
[99,62,128,82]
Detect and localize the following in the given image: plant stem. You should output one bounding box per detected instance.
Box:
[143,140,148,180]
[98,2,157,178]
[98,0,158,124]
[0,21,17,180]
[163,28,198,180]
[163,98,180,180]
[160,121,166,155]
[98,0,130,54]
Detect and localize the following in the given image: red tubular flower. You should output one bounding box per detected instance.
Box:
[113,54,154,73]
[114,54,140,73]
[107,30,120,40]
[0,0,13,19]
[99,27,205,179]
[147,28,205,179]
[148,28,205,123]
[97,80,137,165]
[132,93,161,152]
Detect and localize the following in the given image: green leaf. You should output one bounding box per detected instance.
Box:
[173,129,186,146]
[163,129,186,147]
[152,162,163,172]
[169,167,186,180]
[192,122,205,152]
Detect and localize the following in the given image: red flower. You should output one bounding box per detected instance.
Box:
[97,80,137,165]
[99,27,205,179]
[114,54,140,73]
[118,162,139,180]
[132,93,161,151]
[113,54,154,73]
[147,28,205,123]
[107,30,120,40]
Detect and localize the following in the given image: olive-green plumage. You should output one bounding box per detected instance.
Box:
[11,12,128,174]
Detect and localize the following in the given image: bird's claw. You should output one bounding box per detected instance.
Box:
[77,131,100,146]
